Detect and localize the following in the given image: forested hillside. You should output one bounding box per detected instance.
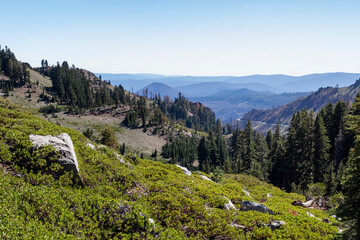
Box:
[1,45,359,238]
[35,60,216,133]
[241,80,360,131]
[0,97,341,239]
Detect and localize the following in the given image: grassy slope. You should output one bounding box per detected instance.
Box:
[29,69,52,87]
[7,70,167,154]
[0,97,339,239]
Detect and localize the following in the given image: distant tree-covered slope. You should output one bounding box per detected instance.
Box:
[35,59,216,133]
[191,89,309,122]
[241,79,360,130]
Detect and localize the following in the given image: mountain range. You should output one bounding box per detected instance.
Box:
[98,72,360,93]
[239,79,360,132]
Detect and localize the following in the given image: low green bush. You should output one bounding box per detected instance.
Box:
[0,97,339,239]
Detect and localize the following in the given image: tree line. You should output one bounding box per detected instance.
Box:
[162,99,355,195]
[0,46,30,95]
[161,96,360,237]
[40,61,126,113]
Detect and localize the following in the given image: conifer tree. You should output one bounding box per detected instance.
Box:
[337,93,360,239]
[100,126,118,148]
[269,123,285,187]
[243,120,255,172]
[266,130,273,149]
[313,114,331,183]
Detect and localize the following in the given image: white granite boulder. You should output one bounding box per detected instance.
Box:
[29,133,79,173]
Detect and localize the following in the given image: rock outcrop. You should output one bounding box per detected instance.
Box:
[292,199,326,210]
[29,133,79,173]
[200,175,213,181]
[224,197,237,211]
[176,164,191,176]
[241,201,273,215]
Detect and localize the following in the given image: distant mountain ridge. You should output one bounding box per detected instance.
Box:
[137,82,180,99]
[97,72,360,93]
[240,79,360,132]
[191,90,309,123]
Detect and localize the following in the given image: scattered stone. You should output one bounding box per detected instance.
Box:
[292,199,314,207]
[306,211,315,218]
[232,223,246,230]
[200,175,213,181]
[292,200,303,206]
[267,193,273,198]
[115,153,126,164]
[224,197,237,211]
[29,133,79,173]
[241,201,273,215]
[116,202,131,217]
[305,211,321,221]
[86,143,96,150]
[302,200,314,207]
[176,164,191,176]
[291,199,326,210]
[264,220,286,230]
[148,218,155,227]
[323,218,330,223]
[243,189,252,198]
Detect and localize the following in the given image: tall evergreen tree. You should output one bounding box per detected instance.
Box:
[337,93,360,239]
[269,123,285,187]
[243,120,255,171]
[313,114,331,183]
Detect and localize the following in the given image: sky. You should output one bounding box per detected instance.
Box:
[1,0,360,76]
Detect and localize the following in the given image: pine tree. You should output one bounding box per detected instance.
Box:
[266,130,273,149]
[269,123,285,187]
[100,126,118,148]
[254,132,269,181]
[285,109,314,191]
[313,114,331,183]
[243,120,255,171]
[198,136,208,171]
[337,93,360,239]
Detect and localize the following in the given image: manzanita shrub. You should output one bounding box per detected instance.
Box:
[0,97,339,239]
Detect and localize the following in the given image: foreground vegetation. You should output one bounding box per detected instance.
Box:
[0,97,341,239]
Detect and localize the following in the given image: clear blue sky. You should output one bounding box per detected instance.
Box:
[2,0,360,76]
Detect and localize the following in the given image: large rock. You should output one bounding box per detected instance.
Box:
[29,133,79,173]
[176,164,191,176]
[241,201,273,215]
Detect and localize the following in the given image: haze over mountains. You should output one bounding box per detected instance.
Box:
[99,72,360,93]
[100,72,360,122]
[239,79,360,132]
